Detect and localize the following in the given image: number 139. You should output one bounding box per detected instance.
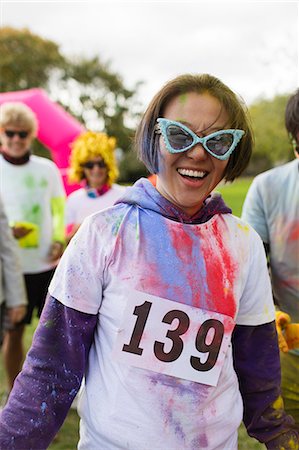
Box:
[122,301,224,372]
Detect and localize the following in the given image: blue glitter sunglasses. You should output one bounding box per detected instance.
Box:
[156,118,245,160]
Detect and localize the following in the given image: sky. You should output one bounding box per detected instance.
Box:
[1,0,298,109]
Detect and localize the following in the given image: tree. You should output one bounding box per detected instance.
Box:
[0,27,148,181]
[0,27,65,91]
[247,94,294,175]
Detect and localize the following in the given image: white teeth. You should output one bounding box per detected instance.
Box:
[177,168,206,178]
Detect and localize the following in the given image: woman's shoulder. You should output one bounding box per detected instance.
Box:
[30,155,59,169]
[111,183,127,193]
[221,213,263,244]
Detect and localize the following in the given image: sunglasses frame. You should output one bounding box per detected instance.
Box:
[4,129,29,139]
[156,118,245,160]
[82,160,107,169]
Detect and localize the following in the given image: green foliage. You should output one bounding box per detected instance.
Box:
[0,27,143,182]
[0,27,65,91]
[59,55,142,156]
[119,148,149,183]
[248,95,294,174]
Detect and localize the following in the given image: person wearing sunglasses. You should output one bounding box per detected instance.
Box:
[242,89,299,431]
[0,74,298,450]
[66,130,126,242]
[0,101,65,396]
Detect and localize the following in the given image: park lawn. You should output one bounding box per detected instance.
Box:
[216,176,253,217]
[0,177,264,449]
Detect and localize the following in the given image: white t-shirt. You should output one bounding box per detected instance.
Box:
[49,204,274,450]
[242,159,299,323]
[0,155,65,273]
[66,184,126,227]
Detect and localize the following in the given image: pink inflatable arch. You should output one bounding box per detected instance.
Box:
[0,88,85,194]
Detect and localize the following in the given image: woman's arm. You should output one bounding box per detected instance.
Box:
[232,322,298,449]
[0,295,97,450]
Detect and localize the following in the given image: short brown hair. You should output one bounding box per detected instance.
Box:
[0,102,38,136]
[135,73,253,182]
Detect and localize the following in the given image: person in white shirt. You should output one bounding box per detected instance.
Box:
[0,102,65,391]
[242,88,299,428]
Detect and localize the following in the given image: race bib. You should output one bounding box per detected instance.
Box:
[113,291,235,386]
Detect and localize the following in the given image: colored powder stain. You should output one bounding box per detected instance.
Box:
[43,319,55,328]
[272,395,284,410]
[178,94,188,105]
[40,401,47,414]
[23,203,42,225]
[149,373,210,402]
[51,389,57,399]
[164,408,186,442]
[24,174,36,189]
[167,224,208,307]
[69,388,77,397]
[237,222,250,233]
[40,178,48,188]
[287,436,299,449]
[111,214,124,236]
[290,222,299,240]
[202,220,237,317]
[31,204,41,219]
[168,223,194,264]
[198,434,209,448]
[139,219,194,302]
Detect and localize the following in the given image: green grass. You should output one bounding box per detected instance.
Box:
[216,177,253,217]
[0,177,262,449]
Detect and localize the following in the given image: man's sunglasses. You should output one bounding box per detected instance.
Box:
[4,130,29,139]
[82,160,106,169]
[156,118,245,160]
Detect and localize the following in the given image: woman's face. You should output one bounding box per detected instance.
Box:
[82,157,108,189]
[156,92,230,216]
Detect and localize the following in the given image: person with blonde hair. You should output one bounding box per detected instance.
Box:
[66,130,126,241]
[0,101,65,392]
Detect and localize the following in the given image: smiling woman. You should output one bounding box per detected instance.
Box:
[0,74,298,450]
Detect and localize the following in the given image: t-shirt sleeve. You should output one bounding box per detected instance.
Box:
[49,214,106,314]
[241,177,269,244]
[236,228,275,326]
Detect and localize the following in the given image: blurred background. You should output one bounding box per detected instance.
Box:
[0,0,298,183]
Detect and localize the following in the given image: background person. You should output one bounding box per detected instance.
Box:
[0,74,298,450]
[0,196,27,397]
[66,130,126,241]
[0,102,66,390]
[241,88,299,429]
